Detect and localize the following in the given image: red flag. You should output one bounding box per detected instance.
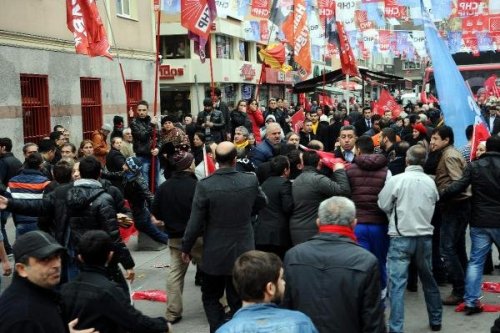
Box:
[181,0,217,62]
[300,145,345,170]
[291,110,305,133]
[428,93,439,104]
[374,89,401,117]
[470,122,490,161]
[66,0,112,59]
[251,0,271,18]
[336,22,360,77]
[484,74,500,98]
[203,147,216,177]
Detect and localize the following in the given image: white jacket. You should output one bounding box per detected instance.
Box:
[378,165,439,237]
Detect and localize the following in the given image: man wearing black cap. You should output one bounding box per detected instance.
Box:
[0,230,96,333]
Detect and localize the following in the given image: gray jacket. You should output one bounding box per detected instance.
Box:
[289,167,350,245]
[378,165,438,237]
[182,167,267,275]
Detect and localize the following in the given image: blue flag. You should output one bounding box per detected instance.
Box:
[422,8,482,148]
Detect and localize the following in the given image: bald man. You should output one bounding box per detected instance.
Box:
[250,123,283,168]
[182,141,267,333]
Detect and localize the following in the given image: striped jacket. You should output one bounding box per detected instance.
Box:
[7,169,50,226]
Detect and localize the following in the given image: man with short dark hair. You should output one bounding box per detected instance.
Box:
[354,107,373,136]
[378,145,442,332]
[283,197,385,332]
[299,119,315,146]
[380,127,398,160]
[216,250,318,333]
[61,230,171,333]
[38,139,57,180]
[0,230,97,333]
[440,135,500,315]
[50,130,65,164]
[6,153,50,236]
[210,87,231,140]
[333,125,357,162]
[290,151,350,245]
[182,141,267,333]
[197,98,226,143]
[431,125,470,306]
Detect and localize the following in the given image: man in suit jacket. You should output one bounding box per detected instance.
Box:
[354,107,373,137]
[485,104,500,135]
[182,142,267,333]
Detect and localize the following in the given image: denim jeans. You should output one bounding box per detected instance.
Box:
[132,206,169,244]
[464,228,500,307]
[15,222,38,238]
[388,236,442,333]
[355,223,390,296]
[440,201,469,297]
[137,155,159,191]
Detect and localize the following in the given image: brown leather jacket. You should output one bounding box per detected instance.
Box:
[435,145,471,201]
[91,130,109,166]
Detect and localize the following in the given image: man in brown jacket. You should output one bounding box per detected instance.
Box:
[431,125,471,306]
[91,124,112,166]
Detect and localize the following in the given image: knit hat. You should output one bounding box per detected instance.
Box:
[161,114,178,126]
[413,123,427,136]
[113,115,124,126]
[101,123,113,132]
[172,151,194,171]
[265,114,276,122]
[125,156,143,173]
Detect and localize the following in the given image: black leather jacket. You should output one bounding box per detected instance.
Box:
[130,116,156,156]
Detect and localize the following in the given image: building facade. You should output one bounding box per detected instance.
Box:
[0,0,157,157]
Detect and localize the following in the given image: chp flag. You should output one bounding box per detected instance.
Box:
[66,0,112,59]
[181,0,217,62]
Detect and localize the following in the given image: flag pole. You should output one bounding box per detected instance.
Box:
[345,74,350,114]
[150,5,161,193]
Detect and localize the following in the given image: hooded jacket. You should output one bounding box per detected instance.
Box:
[346,154,389,224]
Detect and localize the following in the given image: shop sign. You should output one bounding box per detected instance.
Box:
[159,65,184,80]
[240,64,256,80]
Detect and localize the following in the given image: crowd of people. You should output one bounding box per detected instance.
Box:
[0,90,499,332]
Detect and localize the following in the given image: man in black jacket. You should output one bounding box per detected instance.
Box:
[254,155,293,259]
[129,100,159,190]
[61,230,170,333]
[0,230,97,333]
[283,196,385,333]
[197,98,226,143]
[440,135,500,315]
[152,150,202,324]
[182,141,267,333]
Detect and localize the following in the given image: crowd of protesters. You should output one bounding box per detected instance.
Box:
[0,89,499,332]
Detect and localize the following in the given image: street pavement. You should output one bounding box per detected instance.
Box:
[2,222,500,332]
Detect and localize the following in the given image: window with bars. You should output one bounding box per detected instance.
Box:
[20,74,51,144]
[126,80,142,123]
[80,78,102,140]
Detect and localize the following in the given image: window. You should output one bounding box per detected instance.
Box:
[402,61,421,70]
[80,78,102,140]
[238,41,250,61]
[216,35,232,59]
[126,80,142,123]
[20,74,51,144]
[116,0,131,16]
[161,35,190,59]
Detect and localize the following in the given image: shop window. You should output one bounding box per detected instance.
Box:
[80,78,102,140]
[216,35,232,59]
[126,80,142,123]
[161,35,190,59]
[238,40,250,61]
[20,74,51,144]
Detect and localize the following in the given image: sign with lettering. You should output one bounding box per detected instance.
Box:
[240,64,256,80]
[159,65,184,80]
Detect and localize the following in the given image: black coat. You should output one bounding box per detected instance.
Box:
[283,233,385,333]
[152,171,197,238]
[123,173,154,210]
[182,167,267,275]
[0,276,67,333]
[254,176,293,249]
[61,266,168,333]
[196,109,226,143]
[130,116,156,157]
[106,148,126,173]
[0,152,22,189]
[230,110,252,138]
[440,152,500,228]
[354,118,371,137]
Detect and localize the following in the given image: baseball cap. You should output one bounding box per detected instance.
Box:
[13,231,65,262]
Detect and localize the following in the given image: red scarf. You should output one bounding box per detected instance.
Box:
[319,225,357,242]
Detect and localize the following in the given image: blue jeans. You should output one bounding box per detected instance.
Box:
[15,222,38,238]
[440,201,469,297]
[464,227,500,307]
[137,155,159,191]
[132,206,169,244]
[355,223,389,294]
[388,236,442,332]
